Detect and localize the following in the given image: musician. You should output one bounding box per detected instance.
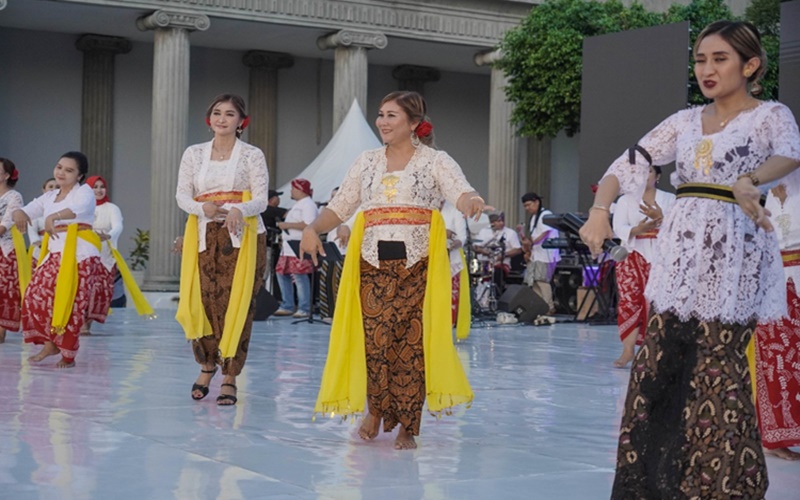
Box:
[474,212,521,292]
[520,192,560,313]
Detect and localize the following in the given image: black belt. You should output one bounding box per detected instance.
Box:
[377,241,406,260]
[675,182,766,207]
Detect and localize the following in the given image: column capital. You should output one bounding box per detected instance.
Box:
[242,51,295,71]
[317,29,387,51]
[75,34,132,55]
[474,49,503,67]
[392,65,441,84]
[0,1,7,11]
[137,10,210,32]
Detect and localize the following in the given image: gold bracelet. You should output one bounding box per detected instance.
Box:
[589,204,610,213]
[469,195,485,203]
[736,172,760,186]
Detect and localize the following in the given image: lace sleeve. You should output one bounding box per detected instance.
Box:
[175,147,204,217]
[759,104,800,196]
[327,152,366,222]
[236,147,269,217]
[603,111,683,198]
[433,151,474,208]
[107,203,124,243]
[0,191,23,230]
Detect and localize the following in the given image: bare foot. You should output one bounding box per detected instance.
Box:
[613,347,635,369]
[191,364,217,400]
[29,342,60,362]
[764,447,800,461]
[394,428,417,450]
[358,413,380,440]
[80,320,92,336]
[56,358,76,369]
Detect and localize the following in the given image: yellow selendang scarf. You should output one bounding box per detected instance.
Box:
[456,248,471,340]
[11,226,31,299]
[314,210,473,418]
[108,242,154,317]
[36,225,102,334]
[175,191,257,359]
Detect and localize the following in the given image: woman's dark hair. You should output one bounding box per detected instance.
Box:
[42,177,55,190]
[61,151,89,182]
[694,20,766,95]
[206,94,248,138]
[379,91,436,147]
[0,158,18,188]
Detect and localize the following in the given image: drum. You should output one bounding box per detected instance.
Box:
[469,257,482,275]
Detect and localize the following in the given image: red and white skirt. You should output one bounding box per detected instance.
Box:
[615,250,650,344]
[0,248,21,331]
[754,277,800,449]
[86,264,115,323]
[21,254,103,362]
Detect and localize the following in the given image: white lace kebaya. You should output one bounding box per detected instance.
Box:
[327,144,475,269]
[176,138,269,253]
[602,101,800,323]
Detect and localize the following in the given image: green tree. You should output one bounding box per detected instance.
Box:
[744,0,780,100]
[498,0,660,138]
[499,0,782,139]
[664,0,736,105]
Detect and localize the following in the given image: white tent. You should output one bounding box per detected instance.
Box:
[277,100,381,205]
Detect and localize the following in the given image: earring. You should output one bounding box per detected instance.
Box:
[236,126,243,135]
[744,70,752,78]
[410,132,420,148]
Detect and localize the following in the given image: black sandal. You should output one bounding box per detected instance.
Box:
[191,367,218,401]
[216,383,238,406]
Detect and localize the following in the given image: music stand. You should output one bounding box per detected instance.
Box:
[287,240,342,324]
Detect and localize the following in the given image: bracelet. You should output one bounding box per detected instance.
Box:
[589,204,610,213]
[736,172,760,186]
[469,195,485,203]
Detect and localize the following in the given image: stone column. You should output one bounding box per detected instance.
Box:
[317,29,387,132]
[0,1,7,11]
[242,51,294,185]
[475,49,522,222]
[392,65,441,95]
[75,34,132,186]
[137,10,210,290]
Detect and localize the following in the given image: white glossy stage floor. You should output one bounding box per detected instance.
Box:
[1,309,797,500]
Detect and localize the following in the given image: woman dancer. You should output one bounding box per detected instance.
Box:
[611,165,674,367]
[13,151,101,368]
[301,91,483,449]
[0,158,24,344]
[175,94,268,406]
[752,183,800,460]
[581,21,800,497]
[82,175,123,335]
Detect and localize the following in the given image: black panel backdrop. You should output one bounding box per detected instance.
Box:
[578,22,690,210]
[781,1,800,119]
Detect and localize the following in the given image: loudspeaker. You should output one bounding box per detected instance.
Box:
[552,265,582,315]
[253,287,280,321]
[497,284,549,323]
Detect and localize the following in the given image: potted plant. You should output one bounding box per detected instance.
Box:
[128,228,149,285]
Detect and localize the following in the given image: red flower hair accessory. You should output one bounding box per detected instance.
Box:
[9,169,19,182]
[240,116,250,130]
[415,121,433,138]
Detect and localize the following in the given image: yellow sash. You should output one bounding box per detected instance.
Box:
[175,191,258,359]
[456,248,471,340]
[38,225,102,334]
[11,226,31,299]
[107,242,154,317]
[314,210,473,418]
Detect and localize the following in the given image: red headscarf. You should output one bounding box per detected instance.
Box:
[292,178,313,197]
[86,175,110,205]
